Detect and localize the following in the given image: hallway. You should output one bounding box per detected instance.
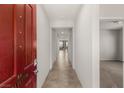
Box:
[37,4,99,88]
[42,50,82,88]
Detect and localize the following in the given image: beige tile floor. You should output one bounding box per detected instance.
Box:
[100,60,123,88]
[42,49,82,88]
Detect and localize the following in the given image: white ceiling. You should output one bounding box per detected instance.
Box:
[43,4,81,22]
[100,20,123,30]
[53,28,72,40]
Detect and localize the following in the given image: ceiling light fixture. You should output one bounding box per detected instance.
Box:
[61,32,64,34]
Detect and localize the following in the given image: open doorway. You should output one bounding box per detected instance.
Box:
[100,19,123,88]
[58,40,68,50]
[51,28,73,68]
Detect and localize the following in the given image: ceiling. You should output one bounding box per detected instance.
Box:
[100,20,123,30]
[43,4,81,22]
[53,28,72,40]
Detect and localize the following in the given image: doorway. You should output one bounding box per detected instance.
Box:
[51,28,73,68]
[42,27,82,88]
[100,19,123,88]
[59,40,68,51]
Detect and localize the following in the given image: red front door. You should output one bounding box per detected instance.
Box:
[0,4,37,88]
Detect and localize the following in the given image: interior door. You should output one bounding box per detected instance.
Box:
[0,4,36,88]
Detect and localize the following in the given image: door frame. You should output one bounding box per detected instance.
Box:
[50,26,75,70]
[99,17,124,88]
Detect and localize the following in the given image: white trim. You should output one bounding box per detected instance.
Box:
[122,21,124,88]
[50,25,52,70]
[72,24,75,70]
[100,17,124,20]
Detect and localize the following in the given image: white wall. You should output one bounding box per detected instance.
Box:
[37,5,50,88]
[69,30,73,63]
[51,29,57,65]
[118,29,123,61]
[100,29,123,61]
[100,5,124,18]
[75,5,99,88]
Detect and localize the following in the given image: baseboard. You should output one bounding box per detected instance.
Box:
[41,70,50,88]
[100,60,123,62]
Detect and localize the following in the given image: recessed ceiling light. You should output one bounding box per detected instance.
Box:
[61,32,64,34]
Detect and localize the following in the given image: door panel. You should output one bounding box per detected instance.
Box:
[24,4,36,88]
[0,5,15,85]
[15,4,36,88]
[25,4,33,66]
[15,4,25,74]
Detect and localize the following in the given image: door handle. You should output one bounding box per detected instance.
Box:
[34,70,38,74]
[34,59,37,66]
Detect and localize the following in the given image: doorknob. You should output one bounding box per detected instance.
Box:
[34,70,38,74]
[34,59,37,66]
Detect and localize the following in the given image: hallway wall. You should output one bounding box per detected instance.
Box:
[37,5,50,88]
[51,29,57,65]
[75,5,99,88]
